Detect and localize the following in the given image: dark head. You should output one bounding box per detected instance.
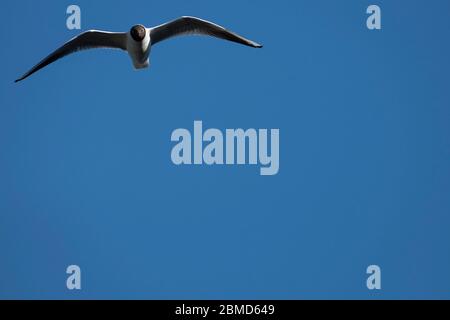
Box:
[130,25,146,42]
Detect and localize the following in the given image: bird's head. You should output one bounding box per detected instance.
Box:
[130,25,146,42]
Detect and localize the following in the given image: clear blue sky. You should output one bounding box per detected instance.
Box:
[1,0,450,299]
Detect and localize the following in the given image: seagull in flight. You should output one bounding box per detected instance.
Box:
[15,16,262,82]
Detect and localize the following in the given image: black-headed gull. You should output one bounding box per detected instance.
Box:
[15,16,262,82]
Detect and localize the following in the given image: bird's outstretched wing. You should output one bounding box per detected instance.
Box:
[150,16,262,48]
[15,30,127,82]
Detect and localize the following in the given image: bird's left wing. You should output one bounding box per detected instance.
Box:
[150,16,262,48]
[15,30,128,82]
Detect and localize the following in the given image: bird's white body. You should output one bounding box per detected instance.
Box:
[15,16,262,82]
[126,29,151,69]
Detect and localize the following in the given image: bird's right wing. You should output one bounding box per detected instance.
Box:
[15,30,128,82]
[150,16,262,48]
